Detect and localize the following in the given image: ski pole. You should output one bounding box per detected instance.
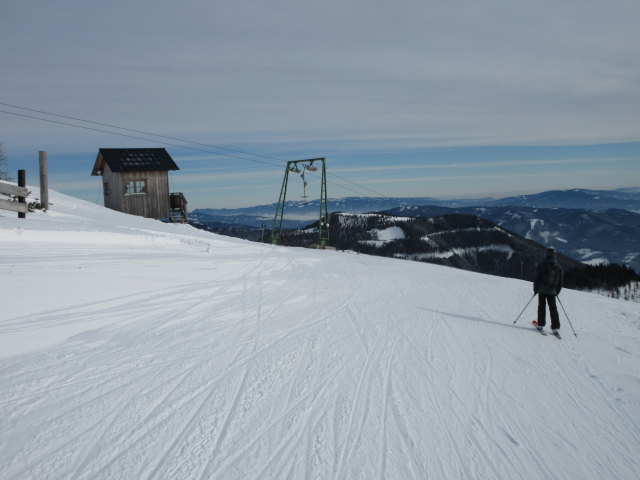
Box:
[557,296,578,337]
[513,293,537,325]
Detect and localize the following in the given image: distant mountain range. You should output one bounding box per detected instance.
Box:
[385,205,640,274]
[191,196,452,230]
[489,188,640,210]
[191,188,640,229]
[189,187,640,272]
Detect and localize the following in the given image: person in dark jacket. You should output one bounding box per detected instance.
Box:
[533,247,563,333]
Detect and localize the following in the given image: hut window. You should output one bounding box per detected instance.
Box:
[125,180,146,194]
[104,182,110,197]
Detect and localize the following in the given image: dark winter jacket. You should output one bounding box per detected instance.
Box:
[534,257,563,296]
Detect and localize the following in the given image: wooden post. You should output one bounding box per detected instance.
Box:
[18,169,26,219]
[39,151,49,211]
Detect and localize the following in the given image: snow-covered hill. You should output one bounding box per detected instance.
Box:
[327,212,584,281]
[1,189,640,479]
[386,204,640,273]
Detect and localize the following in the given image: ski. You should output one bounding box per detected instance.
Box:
[532,321,562,339]
[532,320,547,335]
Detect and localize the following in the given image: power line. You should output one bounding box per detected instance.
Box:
[0,109,281,168]
[0,101,288,164]
[0,102,395,200]
[328,171,390,198]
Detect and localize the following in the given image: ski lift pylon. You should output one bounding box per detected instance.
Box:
[272,158,329,246]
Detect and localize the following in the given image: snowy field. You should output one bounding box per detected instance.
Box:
[1,189,640,480]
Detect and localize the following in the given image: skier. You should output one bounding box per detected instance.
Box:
[533,247,563,335]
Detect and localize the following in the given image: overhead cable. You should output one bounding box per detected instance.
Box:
[1,102,395,199]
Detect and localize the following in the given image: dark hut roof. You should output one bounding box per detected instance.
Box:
[91,148,179,176]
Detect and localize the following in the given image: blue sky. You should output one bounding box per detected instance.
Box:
[1,0,639,208]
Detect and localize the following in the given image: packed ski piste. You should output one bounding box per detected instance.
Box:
[2,188,640,479]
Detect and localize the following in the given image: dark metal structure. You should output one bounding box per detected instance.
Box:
[271,158,329,246]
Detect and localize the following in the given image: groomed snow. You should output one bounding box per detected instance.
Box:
[1,189,640,479]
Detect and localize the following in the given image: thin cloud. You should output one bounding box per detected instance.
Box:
[176,168,282,183]
[331,157,624,174]
[357,168,640,186]
[2,0,638,207]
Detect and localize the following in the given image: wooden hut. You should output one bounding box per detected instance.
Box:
[91,148,187,221]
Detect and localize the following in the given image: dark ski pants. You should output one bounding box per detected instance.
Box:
[537,293,560,330]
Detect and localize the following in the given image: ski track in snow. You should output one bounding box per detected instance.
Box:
[2,193,640,479]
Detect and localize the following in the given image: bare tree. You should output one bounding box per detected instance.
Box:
[0,142,11,181]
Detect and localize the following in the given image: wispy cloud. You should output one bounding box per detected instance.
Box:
[330,157,628,174]
[2,0,639,207]
[353,168,640,186]
[175,169,282,185]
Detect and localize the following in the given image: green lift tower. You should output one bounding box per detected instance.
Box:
[271,158,329,247]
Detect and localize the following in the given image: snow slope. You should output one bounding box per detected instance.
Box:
[1,190,640,480]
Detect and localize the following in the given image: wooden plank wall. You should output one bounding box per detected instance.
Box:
[102,165,123,212]
[120,170,170,219]
[100,167,171,219]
